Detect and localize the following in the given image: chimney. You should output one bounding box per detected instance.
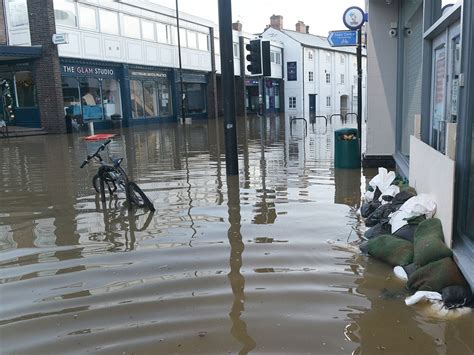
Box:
[306,25,310,34]
[270,15,283,30]
[232,21,242,32]
[295,20,306,33]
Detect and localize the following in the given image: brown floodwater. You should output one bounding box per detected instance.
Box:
[0,115,472,354]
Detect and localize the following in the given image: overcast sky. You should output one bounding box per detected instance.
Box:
[150,0,366,36]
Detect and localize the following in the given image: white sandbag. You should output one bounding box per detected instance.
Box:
[364,190,375,202]
[365,168,396,202]
[393,266,408,281]
[379,185,400,205]
[390,193,437,233]
[405,291,442,306]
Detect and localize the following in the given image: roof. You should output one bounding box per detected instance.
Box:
[276,29,365,55]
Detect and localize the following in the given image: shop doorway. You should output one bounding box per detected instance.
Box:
[309,94,316,116]
[340,95,348,117]
[246,86,259,113]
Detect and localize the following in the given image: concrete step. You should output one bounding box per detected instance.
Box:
[0,127,48,138]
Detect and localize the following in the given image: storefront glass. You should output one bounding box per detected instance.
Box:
[62,77,81,119]
[130,80,144,118]
[158,82,173,116]
[467,130,474,239]
[185,83,206,114]
[79,78,102,120]
[143,81,158,117]
[102,79,121,119]
[14,71,36,107]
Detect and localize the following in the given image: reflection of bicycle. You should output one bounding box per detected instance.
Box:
[80,139,155,211]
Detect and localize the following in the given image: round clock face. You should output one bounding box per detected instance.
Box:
[343,6,365,30]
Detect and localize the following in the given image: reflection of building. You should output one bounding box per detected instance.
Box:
[365,0,473,290]
[261,15,367,119]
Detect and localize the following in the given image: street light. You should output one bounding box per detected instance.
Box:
[175,0,186,123]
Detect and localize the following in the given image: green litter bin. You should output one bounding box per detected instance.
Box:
[334,128,361,169]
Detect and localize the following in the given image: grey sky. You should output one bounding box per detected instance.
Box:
[150,0,366,36]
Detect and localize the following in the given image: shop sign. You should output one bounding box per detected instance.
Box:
[287,62,297,81]
[61,65,116,77]
[52,33,69,45]
[130,71,168,78]
[245,79,259,86]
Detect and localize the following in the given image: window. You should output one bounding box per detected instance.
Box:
[170,26,178,45]
[214,38,220,55]
[198,33,208,51]
[54,0,77,27]
[340,74,345,84]
[326,96,331,107]
[130,80,144,118]
[289,97,296,109]
[326,52,331,63]
[122,15,141,39]
[78,5,97,30]
[14,71,36,107]
[308,71,314,81]
[308,51,313,60]
[187,31,198,49]
[156,23,169,43]
[326,73,331,83]
[179,28,187,47]
[99,9,118,35]
[79,78,102,120]
[185,83,206,114]
[270,52,276,63]
[7,0,28,27]
[102,79,122,119]
[141,20,155,41]
[62,77,80,118]
[143,81,158,117]
[233,43,239,58]
[275,52,281,64]
[340,55,345,64]
[158,81,173,116]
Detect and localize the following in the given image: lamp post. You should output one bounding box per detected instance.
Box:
[175,0,186,123]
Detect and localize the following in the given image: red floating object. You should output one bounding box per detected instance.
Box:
[83,134,117,141]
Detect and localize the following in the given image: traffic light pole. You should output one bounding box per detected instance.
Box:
[218,0,239,176]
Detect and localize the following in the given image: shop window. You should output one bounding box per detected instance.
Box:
[156,23,169,43]
[198,33,208,51]
[326,96,331,107]
[187,31,198,49]
[79,78,102,120]
[158,81,173,116]
[99,9,118,35]
[78,5,97,31]
[326,73,331,84]
[308,71,314,82]
[143,81,158,117]
[289,97,296,109]
[8,0,28,27]
[275,86,280,109]
[185,83,206,114]
[102,79,121,119]
[14,71,36,107]
[130,80,144,118]
[122,14,141,39]
[142,20,155,42]
[62,77,81,119]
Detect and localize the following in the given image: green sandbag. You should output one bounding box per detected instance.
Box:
[407,257,469,292]
[367,235,414,266]
[413,218,452,267]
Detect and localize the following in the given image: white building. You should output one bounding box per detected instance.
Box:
[261,16,366,120]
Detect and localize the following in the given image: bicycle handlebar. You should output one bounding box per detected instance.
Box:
[80,139,112,168]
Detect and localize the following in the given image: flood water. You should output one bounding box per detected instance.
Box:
[0,115,473,354]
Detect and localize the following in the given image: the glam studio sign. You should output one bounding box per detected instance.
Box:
[61,65,116,77]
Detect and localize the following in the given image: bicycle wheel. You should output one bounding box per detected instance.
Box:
[127,182,155,211]
[92,174,101,193]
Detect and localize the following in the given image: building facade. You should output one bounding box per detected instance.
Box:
[365,0,473,289]
[261,16,367,120]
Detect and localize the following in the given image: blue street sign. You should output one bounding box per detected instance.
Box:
[328,30,357,47]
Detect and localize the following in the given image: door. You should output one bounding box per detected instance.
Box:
[309,94,316,116]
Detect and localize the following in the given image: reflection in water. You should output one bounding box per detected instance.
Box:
[1,116,473,353]
[227,175,257,354]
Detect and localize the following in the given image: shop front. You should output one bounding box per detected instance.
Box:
[60,59,123,130]
[128,67,175,123]
[264,78,281,114]
[176,71,208,120]
[0,63,39,128]
[245,78,259,113]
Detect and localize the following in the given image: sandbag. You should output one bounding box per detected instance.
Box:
[364,222,391,240]
[441,285,473,309]
[413,218,452,267]
[367,235,414,266]
[407,257,468,292]
[390,194,437,233]
[360,199,381,218]
[365,204,392,227]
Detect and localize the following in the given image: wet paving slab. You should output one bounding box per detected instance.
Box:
[0,116,473,354]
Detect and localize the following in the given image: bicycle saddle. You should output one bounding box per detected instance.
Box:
[113,158,123,167]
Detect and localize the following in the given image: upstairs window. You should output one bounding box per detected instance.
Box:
[326,96,331,107]
[53,0,77,27]
[308,71,314,81]
[141,20,155,41]
[326,73,331,83]
[78,5,97,30]
[99,9,119,35]
[198,33,209,51]
[122,15,141,39]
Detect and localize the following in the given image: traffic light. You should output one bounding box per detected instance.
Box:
[261,41,271,77]
[246,40,262,75]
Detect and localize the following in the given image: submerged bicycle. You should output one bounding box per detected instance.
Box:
[80,139,155,211]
